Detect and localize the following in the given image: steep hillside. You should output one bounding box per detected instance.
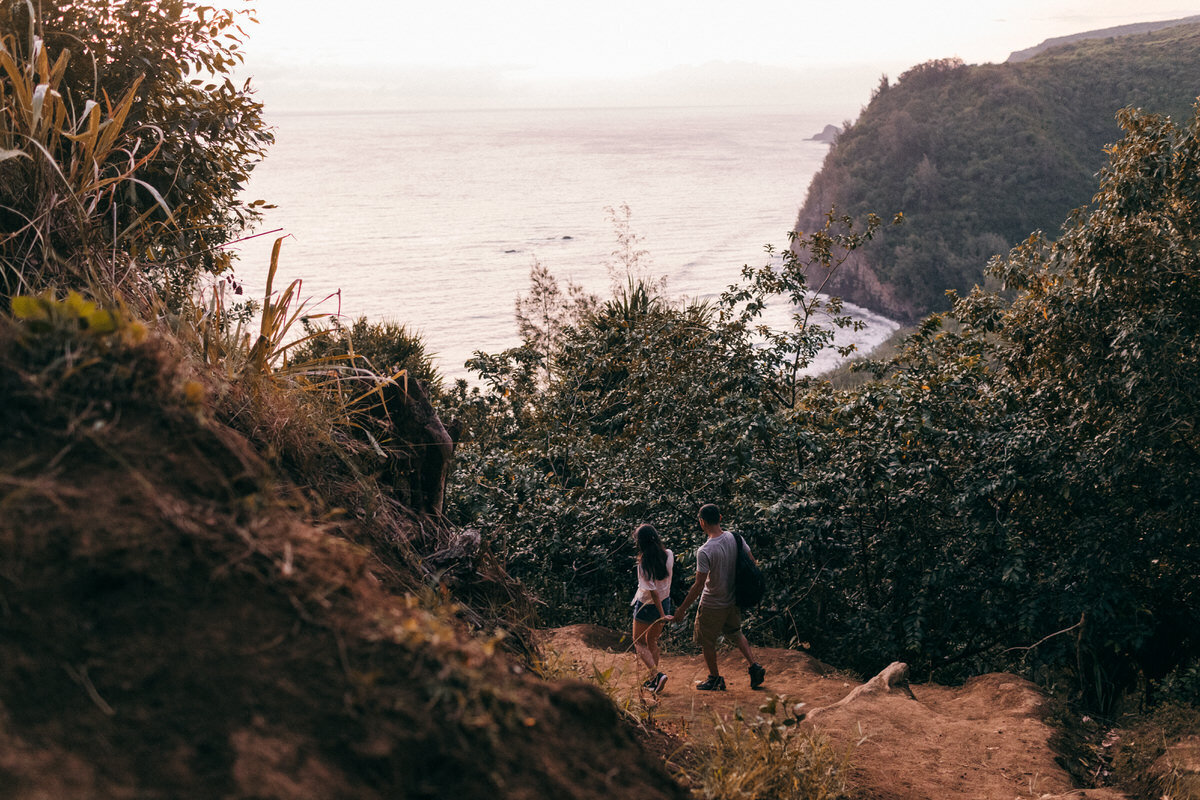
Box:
[0,313,686,799]
[794,21,1200,322]
[1007,15,1200,62]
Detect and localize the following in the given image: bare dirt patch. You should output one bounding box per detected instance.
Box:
[540,624,1131,800]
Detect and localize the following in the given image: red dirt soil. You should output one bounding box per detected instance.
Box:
[541,624,1132,800]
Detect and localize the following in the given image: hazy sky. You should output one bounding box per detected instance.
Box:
[228,0,1197,114]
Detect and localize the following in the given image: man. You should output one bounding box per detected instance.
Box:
[673,503,766,691]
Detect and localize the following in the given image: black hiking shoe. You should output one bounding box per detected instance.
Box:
[696,675,726,691]
[652,672,668,694]
[643,674,659,690]
[749,662,766,690]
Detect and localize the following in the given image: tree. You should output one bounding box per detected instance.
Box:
[954,105,1200,708]
[0,0,272,303]
[766,106,1200,704]
[513,259,596,385]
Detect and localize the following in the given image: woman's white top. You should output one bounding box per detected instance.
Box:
[632,549,674,604]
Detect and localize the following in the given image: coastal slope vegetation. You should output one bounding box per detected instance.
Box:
[451,101,1200,766]
[0,303,685,799]
[794,19,1200,321]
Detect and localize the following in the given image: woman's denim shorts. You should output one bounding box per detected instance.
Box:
[632,597,673,624]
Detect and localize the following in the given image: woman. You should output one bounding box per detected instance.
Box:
[631,523,674,693]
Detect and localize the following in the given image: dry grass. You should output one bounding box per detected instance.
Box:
[533,640,860,800]
[0,22,164,299]
[677,696,856,800]
[1109,703,1200,800]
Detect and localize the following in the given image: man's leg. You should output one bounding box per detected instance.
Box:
[695,607,721,675]
[694,606,727,689]
[726,609,766,689]
[734,632,755,664]
[702,642,719,677]
[722,606,751,664]
[737,632,767,689]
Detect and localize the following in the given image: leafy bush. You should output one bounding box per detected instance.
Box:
[0,0,271,304]
[292,315,444,396]
[1160,661,1200,708]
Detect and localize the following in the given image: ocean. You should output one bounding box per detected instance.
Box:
[234,106,899,382]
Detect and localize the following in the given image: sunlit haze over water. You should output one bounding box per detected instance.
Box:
[236,106,900,381]
[228,0,1193,381]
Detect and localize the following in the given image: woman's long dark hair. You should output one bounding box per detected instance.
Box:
[635,523,669,581]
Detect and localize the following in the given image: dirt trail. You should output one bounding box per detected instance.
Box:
[541,625,1129,800]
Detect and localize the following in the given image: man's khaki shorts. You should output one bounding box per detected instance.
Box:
[694,604,742,648]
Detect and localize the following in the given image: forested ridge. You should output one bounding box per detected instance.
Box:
[794,20,1200,322]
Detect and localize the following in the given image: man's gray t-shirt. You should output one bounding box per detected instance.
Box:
[696,531,750,609]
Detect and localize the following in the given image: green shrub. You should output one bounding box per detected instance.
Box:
[0,0,272,304]
[291,315,443,396]
[1160,660,1200,708]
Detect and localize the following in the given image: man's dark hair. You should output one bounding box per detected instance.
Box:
[699,504,721,524]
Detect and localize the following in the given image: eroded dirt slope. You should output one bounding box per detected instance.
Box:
[0,329,686,800]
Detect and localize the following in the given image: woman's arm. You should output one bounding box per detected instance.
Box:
[658,550,675,619]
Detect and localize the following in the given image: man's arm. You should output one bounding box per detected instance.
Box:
[673,570,707,619]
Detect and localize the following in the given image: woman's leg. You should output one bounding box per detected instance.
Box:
[632,619,657,672]
[645,619,665,667]
[645,619,669,691]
